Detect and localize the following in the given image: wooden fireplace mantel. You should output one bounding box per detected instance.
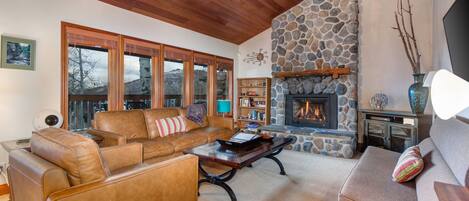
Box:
[272,67,351,79]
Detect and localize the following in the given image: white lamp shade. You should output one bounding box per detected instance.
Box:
[430,69,469,120]
[33,109,64,131]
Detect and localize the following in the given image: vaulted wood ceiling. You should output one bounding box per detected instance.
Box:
[99,0,302,44]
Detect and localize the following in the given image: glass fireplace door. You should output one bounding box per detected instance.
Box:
[285,94,338,129]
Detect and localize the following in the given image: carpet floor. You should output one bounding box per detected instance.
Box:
[198,150,359,201]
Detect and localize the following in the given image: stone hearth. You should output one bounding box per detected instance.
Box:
[270,0,359,132]
[259,125,356,158]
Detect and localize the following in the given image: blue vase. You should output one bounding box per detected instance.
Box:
[408,73,429,114]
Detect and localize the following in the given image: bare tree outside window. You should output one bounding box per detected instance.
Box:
[67,46,108,131]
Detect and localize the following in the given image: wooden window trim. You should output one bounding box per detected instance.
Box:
[61,22,120,129]
[215,57,234,117]
[122,36,161,109]
[61,22,234,129]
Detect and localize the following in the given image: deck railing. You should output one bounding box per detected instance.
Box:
[68,95,207,131]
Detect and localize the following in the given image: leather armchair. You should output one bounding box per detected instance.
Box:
[8,128,198,201]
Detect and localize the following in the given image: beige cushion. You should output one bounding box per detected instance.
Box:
[31,128,107,186]
[143,108,180,139]
[339,146,417,201]
[160,132,208,152]
[189,127,233,142]
[415,138,459,201]
[127,138,175,160]
[94,110,148,139]
[429,117,469,186]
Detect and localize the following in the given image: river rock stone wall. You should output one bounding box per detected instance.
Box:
[270,0,359,132]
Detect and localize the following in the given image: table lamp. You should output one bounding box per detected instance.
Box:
[217,100,231,117]
[424,69,469,120]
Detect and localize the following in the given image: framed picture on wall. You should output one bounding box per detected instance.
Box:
[1,35,36,71]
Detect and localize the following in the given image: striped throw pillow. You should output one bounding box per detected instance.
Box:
[392,146,424,183]
[155,116,187,137]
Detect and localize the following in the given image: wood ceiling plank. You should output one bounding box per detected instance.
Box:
[98,0,301,44]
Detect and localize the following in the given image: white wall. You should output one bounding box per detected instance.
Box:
[359,0,433,113]
[0,0,237,162]
[237,29,272,78]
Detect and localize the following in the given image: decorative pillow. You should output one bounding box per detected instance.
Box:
[155,115,187,137]
[178,108,208,132]
[392,146,424,183]
[186,104,207,125]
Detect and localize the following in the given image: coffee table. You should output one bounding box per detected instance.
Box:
[183,137,293,201]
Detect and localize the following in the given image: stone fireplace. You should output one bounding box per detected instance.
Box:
[285,94,338,129]
[259,0,359,158]
[270,0,359,132]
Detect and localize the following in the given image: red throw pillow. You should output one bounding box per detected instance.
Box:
[392,146,424,183]
[155,115,187,137]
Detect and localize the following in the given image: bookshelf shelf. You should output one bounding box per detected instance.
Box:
[237,77,271,128]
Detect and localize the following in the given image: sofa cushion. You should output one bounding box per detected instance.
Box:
[31,128,107,186]
[430,117,469,186]
[161,132,208,152]
[127,138,175,160]
[339,146,417,201]
[144,109,180,139]
[189,127,233,142]
[94,110,148,140]
[415,138,459,201]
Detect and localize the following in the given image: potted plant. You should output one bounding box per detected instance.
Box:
[392,0,428,114]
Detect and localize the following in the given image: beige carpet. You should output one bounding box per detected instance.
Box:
[198,150,359,201]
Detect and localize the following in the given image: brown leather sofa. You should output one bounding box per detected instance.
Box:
[89,108,235,163]
[8,128,199,201]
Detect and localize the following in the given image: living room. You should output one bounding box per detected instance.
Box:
[0,0,468,201]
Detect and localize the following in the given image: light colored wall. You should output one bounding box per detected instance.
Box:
[237,29,272,78]
[359,0,433,113]
[0,0,237,162]
[432,0,469,118]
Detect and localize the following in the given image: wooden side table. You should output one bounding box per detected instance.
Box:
[1,132,105,153]
[1,139,31,153]
[434,182,469,201]
[358,109,432,153]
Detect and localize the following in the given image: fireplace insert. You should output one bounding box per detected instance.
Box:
[285,94,338,129]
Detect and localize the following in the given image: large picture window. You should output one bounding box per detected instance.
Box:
[61,22,233,130]
[216,58,234,116]
[217,68,229,100]
[124,54,152,109]
[163,60,184,107]
[68,46,109,130]
[194,64,208,105]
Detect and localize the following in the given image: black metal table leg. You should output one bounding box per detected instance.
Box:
[198,162,238,201]
[265,148,287,175]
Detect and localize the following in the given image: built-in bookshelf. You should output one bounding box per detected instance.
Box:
[237,77,271,128]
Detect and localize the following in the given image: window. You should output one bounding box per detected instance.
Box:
[216,68,229,100]
[67,46,109,130]
[194,64,208,104]
[62,23,234,129]
[216,58,233,116]
[124,54,152,109]
[164,60,184,107]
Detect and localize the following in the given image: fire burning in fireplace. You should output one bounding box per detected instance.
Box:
[295,101,326,122]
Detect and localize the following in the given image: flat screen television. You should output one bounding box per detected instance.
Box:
[444,0,469,81]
